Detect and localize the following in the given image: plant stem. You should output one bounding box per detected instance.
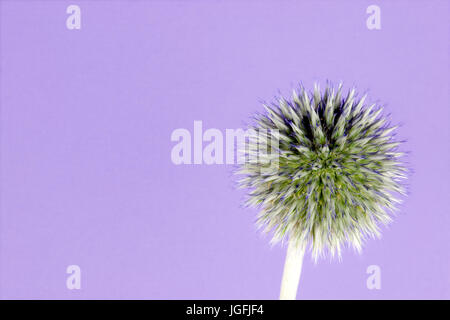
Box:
[279,241,305,300]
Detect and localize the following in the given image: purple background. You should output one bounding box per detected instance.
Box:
[0,0,449,299]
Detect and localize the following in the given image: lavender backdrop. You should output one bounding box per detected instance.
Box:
[0,0,449,299]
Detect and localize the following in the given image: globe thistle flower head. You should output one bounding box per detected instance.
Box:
[237,83,407,261]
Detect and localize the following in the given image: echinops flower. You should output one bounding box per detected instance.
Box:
[237,83,407,261]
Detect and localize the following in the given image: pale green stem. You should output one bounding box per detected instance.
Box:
[279,240,305,300]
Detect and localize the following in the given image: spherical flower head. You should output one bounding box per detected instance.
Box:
[237,83,408,261]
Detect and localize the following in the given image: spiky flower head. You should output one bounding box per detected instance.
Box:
[237,83,407,260]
